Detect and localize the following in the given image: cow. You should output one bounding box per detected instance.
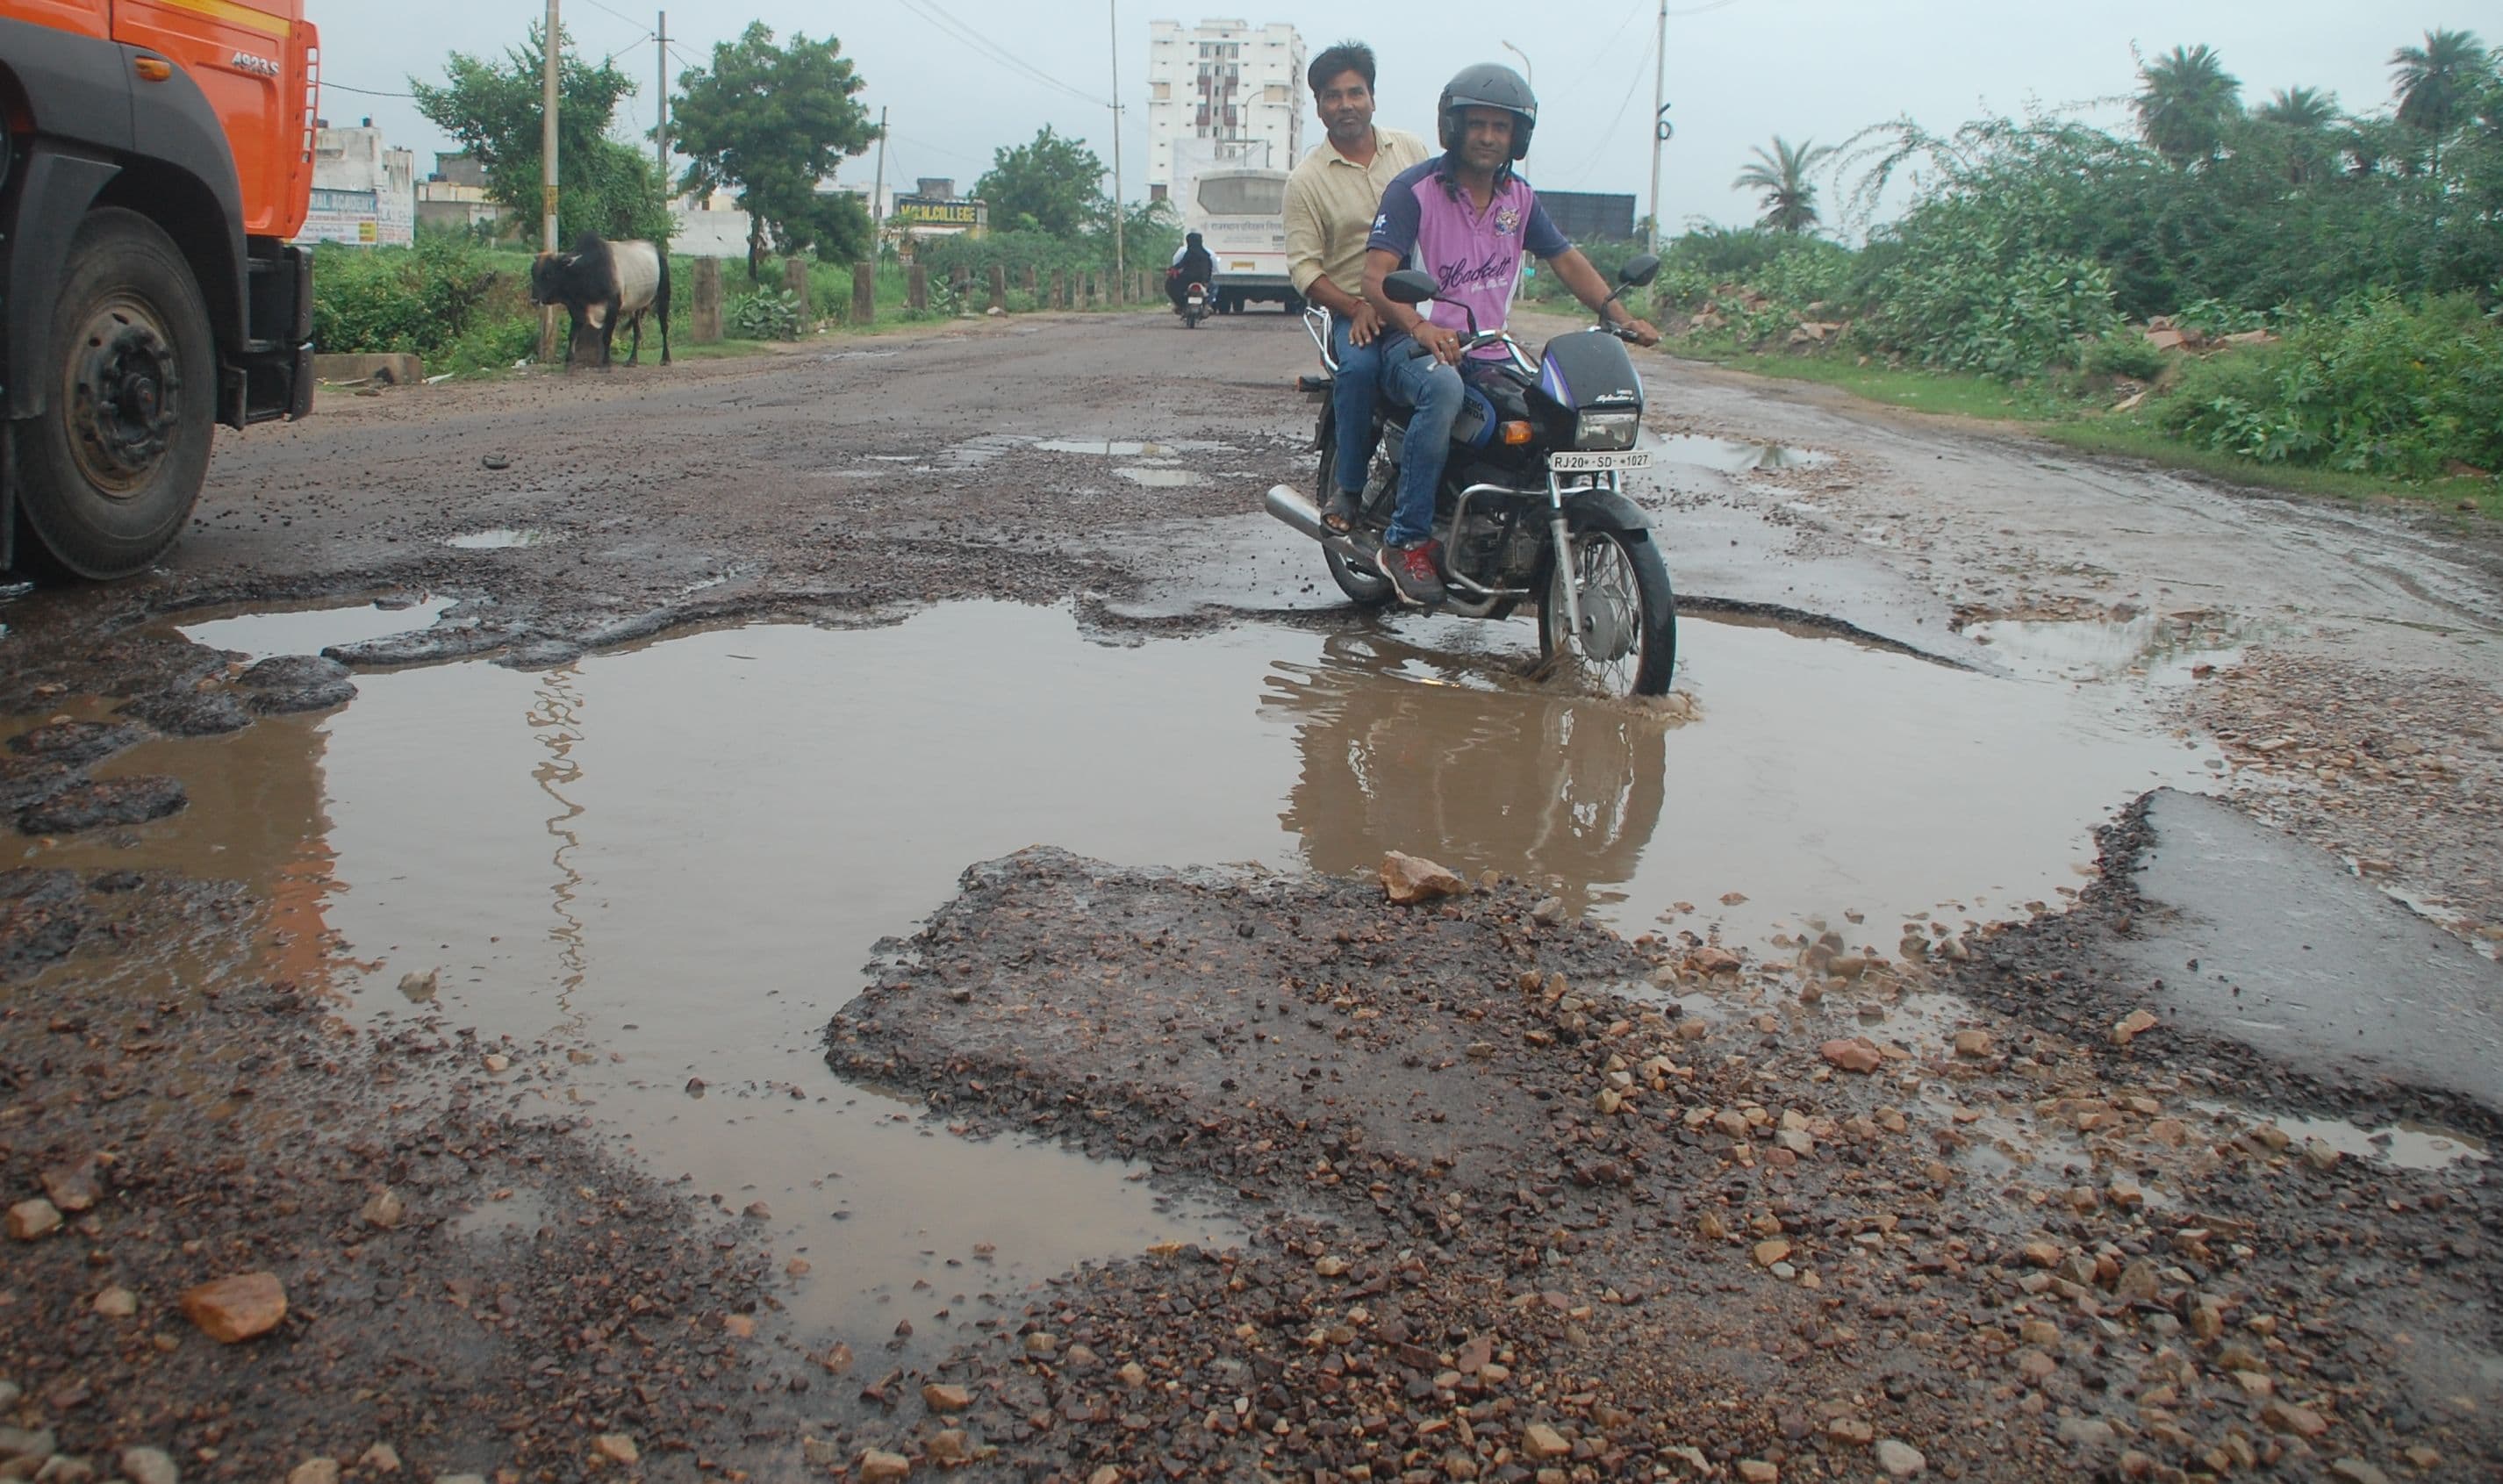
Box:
[528,234,671,369]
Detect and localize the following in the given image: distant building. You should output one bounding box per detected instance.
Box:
[1145,19,1304,201]
[295,121,416,247]
[416,152,510,237]
[1538,191,1639,245]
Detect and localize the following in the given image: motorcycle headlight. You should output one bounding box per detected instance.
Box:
[1574,412,1641,450]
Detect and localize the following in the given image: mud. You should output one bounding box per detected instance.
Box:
[1,307,2499,1481]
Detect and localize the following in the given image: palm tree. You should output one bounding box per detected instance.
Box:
[2134,44,2242,166]
[2256,87,2341,183]
[2392,28,2488,133]
[2392,28,2489,172]
[1732,136,1835,234]
[2257,86,2338,131]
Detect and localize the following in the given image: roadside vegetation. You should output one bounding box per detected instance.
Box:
[1534,27,2503,510]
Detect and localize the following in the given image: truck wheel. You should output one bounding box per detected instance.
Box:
[11,208,214,579]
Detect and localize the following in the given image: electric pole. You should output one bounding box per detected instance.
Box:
[1108,0,1124,283]
[871,105,889,249]
[1647,0,1666,257]
[1106,4,1126,283]
[656,11,669,180]
[541,0,561,252]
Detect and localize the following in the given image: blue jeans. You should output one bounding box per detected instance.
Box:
[1328,317,1385,497]
[1378,339,1466,549]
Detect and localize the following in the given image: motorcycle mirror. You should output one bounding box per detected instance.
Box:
[1617,254,1662,288]
[1381,269,1440,305]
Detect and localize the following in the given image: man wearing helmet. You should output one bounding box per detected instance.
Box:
[1361,63,1659,606]
[1166,230,1217,315]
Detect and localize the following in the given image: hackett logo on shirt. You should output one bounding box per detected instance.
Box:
[1495,207,1520,237]
[1438,252,1515,296]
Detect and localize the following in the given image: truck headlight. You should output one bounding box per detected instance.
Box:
[1574,412,1641,450]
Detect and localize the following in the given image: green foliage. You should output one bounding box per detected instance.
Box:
[2136,43,2242,166]
[1731,136,1836,233]
[2082,333,2170,382]
[727,289,807,341]
[2155,294,2503,478]
[310,235,512,357]
[411,21,669,245]
[671,24,879,277]
[975,126,1108,237]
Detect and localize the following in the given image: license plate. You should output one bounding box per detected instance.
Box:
[1549,449,1653,472]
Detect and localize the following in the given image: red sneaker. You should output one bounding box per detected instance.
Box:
[1374,540,1446,605]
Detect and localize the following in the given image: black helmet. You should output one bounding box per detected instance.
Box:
[1438,63,1537,161]
[1186,230,1204,247]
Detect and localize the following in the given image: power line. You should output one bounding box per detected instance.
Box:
[893,0,1105,110]
[326,81,416,98]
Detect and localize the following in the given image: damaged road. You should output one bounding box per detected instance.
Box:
[2,306,2499,1482]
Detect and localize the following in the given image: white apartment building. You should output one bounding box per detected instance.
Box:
[1144,19,1306,200]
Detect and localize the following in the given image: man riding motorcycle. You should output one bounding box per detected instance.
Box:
[1167,231,1217,315]
[1360,64,1660,605]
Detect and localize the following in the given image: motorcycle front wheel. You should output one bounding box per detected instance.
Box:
[1316,434,1393,607]
[1538,528,1677,698]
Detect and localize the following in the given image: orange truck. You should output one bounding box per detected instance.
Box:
[1,0,317,577]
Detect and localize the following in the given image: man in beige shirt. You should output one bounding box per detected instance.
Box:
[1283,41,1429,529]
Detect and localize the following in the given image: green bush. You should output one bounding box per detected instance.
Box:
[311,234,509,357]
[2083,333,2171,382]
[727,289,807,341]
[2155,294,2503,478]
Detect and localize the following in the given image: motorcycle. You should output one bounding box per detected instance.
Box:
[1180,280,1210,328]
[1263,255,1675,699]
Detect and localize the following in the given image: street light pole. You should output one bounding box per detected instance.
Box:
[1108,0,1125,285]
[1647,0,1666,256]
[541,0,561,253]
[1500,39,1533,90]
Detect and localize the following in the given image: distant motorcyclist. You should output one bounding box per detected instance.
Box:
[1167,231,1216,313]
[1361,64,1660,605]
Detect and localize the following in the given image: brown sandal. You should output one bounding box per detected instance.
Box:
[1320,490,1360,534]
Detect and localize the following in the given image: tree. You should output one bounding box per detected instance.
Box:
[1732,136,1834,234]
[975,126,1107,238]
[2134,44,2241,166]
[671,23,879,279]
[411,22,669,245]
[2253,87,2342,184]
[2392,28,2490,172]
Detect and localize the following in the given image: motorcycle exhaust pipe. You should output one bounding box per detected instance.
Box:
[1263,484,1331,543]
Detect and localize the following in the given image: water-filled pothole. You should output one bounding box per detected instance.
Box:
[448,528,563,550]
[21,601,2217,1346]
[176,595,453,662]
[1655,435,1830,472]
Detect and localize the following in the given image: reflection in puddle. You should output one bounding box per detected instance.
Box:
[2192,1100,2489,1172]
[176,596,453,662]
[23,602,2218,1347]
[1963,611,2251,683]
[447,528,561,550]
[1115,467,1208,487]
[1035,437,1235,457]
[1656,435,1829,472]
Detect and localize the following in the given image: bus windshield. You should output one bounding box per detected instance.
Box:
[1196,176,1285,216]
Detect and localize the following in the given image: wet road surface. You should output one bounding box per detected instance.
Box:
[2,306,2499,1481]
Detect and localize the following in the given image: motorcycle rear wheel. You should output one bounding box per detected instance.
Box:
[1316,434,1393,607]
[1538,528,1677,698]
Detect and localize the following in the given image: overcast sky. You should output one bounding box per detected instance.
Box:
[321,1,2473,232]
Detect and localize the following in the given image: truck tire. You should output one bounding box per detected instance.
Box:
[11,208,215,579]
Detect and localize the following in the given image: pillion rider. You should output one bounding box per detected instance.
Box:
[1361,64,1660,606]
[1280,40,1429,534]
[1166,231,1216,313]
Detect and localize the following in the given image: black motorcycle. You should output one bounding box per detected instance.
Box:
[1263,256,1676,699]
[1180,280,1210,328]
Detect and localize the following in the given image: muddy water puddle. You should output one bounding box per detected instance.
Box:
[176,595,453,662]
[19,601,2218,1348]
[1654,435,1830,472]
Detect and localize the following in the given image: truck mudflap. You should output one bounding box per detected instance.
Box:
[2,147,122,420]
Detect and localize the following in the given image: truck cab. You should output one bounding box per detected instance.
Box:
[0,0,319,577]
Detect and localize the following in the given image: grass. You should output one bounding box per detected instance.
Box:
[1675,343,2502,520]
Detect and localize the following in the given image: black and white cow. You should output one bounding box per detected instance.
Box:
[528,234,671,369]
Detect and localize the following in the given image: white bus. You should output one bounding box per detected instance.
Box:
[1184,168,1300,314]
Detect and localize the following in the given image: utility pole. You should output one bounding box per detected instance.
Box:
[541,0,562,252]
[541,0,562,360]
[655,11,669,180]
[871,105,889,249]
[1108,0,1124,282]
[1646,0,1666,257]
